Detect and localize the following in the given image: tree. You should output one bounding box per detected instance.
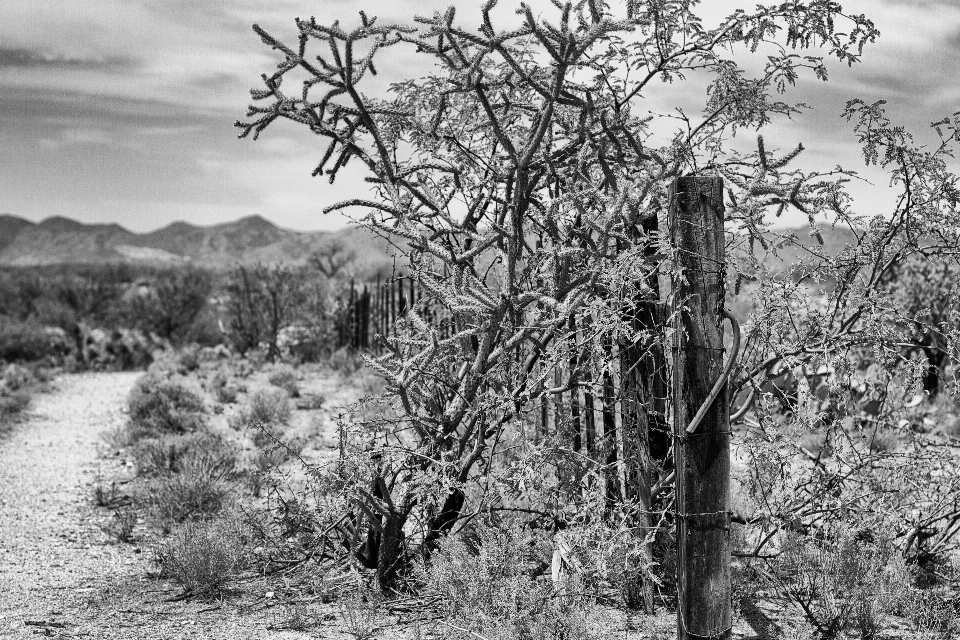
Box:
[224,263,306,360]
[310,236,357,279]
[130,267,213,344]
[238,0,960,635]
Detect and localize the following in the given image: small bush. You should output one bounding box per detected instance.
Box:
[127,376,205,440]
[0,319,58,362]
[211,372,238,404]
[178,348,200,373]
[103,508,138,543]
[326,347,364,377]
[93,481,126,508]
[0,390,30,420]
[157,518,244,595]
[135,438,240,525]
[268,366,300,398]
[418,522,590,640]
[295,393,325,410]
[133,432,241,479]
[2,364,34,391]
[341,589,383,640]
[247,389,292,427]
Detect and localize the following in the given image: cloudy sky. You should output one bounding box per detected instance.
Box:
[2,0,958,232]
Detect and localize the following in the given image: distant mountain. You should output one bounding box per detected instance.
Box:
[0,214,397,274]
[0,212,864,275]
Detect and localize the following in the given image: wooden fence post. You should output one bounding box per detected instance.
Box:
[667,175,731,640]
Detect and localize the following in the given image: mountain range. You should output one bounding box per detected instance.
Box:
[0,212,858,273]
[0,213,395,270]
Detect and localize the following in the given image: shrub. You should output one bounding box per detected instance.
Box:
[268,366,300,397]
[2,364,33,391]
[135,438,241,525]
[137,472,233,526]
[93,480,125,508]
[127,376,205,440]
[0,318,58,362]
[340,589,383,640]
[133,432,241,480]
[247,389,291,427]
[156,518,244,595]
[211,372,238,404]
[418,522,590,640]
[772,528,912,639]
[102,508,138,543]
[178,348,200,373]
[326,347,364,377]
[295,393,325,410]
[0,390,30,420]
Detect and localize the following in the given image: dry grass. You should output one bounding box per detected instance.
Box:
[102,508,138,543]
[135,438,241,527]
[156,518,245,596]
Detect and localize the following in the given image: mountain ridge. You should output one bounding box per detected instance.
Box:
[0,214,394,271]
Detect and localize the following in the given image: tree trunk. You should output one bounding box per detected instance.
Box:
[666,175,731,640]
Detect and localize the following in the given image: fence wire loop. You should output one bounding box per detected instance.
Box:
[684,308,741,435]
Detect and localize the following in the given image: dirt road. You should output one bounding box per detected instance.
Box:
[0,372,143,637]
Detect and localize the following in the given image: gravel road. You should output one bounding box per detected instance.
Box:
[0,372,142,638]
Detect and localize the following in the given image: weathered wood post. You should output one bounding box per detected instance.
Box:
[666,175,731,640]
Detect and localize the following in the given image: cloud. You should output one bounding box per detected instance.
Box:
[0,47,131,70]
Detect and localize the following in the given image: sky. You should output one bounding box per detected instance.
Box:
[1,0,958,233]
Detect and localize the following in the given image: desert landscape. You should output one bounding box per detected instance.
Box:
[3,1,960,639]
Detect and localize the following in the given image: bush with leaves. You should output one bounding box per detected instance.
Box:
[127,376,206,440]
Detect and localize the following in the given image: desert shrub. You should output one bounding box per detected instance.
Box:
[127,376,205,440]
[340,588,384,640]
[0,318,58,362]
[770,529,913,639]
[908,589,959,638]
[210,372,238,404]
[133,432,241,479]
[251,432,306,466]
[0,389,30,420]
[246,389,291,427]
[156,518,244,595]
[418,522,590,640]
[326,347,363,377]
[2,364,33,391]
[137,471,233,526]
[126,266,213,345]
[223,264,306,360]
[102,508,138,543]
[93,480,125,508]
[294,393,325,410]
[177,347,200,373]
[267,366,300,397]
[135,438,240,524]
